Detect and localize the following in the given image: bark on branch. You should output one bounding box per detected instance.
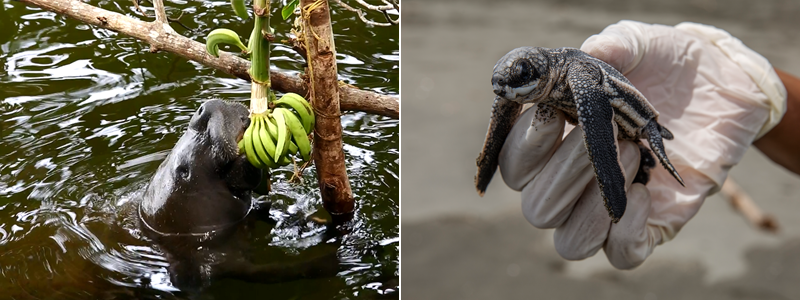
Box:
[301,0,354,223]
[18,0,399,119]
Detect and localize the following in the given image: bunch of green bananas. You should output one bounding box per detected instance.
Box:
[237,93,315,169]
[204,0,312,170]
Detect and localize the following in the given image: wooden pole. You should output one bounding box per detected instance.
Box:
[300,0,354,223]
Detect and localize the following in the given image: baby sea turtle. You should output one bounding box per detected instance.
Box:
[475,47,685,223]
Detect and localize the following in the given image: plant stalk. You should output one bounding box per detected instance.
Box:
[249,0,272,114]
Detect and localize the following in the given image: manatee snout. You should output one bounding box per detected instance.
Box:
[192,99,250,135]
[188,100,251,160]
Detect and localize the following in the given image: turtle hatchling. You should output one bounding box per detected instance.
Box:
[475,47,685,223]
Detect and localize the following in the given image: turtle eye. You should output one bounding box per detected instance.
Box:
[508,60,534,88]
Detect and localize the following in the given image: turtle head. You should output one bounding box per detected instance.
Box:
[492,47,550,103]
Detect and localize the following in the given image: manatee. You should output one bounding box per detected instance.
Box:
[138,100,338,291]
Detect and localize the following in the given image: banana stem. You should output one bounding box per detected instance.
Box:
[249,0,272,114]
[251,83,270,114]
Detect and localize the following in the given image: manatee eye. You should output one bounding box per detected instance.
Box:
[176,165,190,180]
[508,60,534,88]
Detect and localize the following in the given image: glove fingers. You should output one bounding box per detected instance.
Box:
[553,141,641,260]
[552,178,610,260]
[520,126,593,228]
[604,183,660,270]
[520,121,639,229]
[499,105,566,191]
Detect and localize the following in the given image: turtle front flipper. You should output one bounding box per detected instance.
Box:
[475,96,523,196]
[568,64,628,223]
[644,120,685,186]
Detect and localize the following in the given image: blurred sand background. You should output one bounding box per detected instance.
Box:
[401,0,800,299]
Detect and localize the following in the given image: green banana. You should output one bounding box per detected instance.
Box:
[275,93,314,135]
[287,140,299,156]
[268,116,298,155]
[277,146,292,165]
[272,107,289,163]
[263,111,296,165]
[281,108,311,161]
[206,28,248,57]
[281,116,293,161]
[243,117,264,169]
[231,0,248,19]
[265,114,279,140]
[238,139,246,154]
[252,115,279,169]
[295,94,316,134]
[256,115,280,167]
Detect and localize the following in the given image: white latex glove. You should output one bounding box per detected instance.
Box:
[498,21,786,269]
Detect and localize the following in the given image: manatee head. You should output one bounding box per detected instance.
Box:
[140,100,260,235]
[186,99,251,171]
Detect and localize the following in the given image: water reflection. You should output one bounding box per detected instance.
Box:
[0,0,398,297]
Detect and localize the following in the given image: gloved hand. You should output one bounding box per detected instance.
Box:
[498,20,786,269]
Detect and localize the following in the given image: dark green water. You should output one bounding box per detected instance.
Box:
[0,0,398,298]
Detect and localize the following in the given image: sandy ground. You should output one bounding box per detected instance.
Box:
[401,0,800,299]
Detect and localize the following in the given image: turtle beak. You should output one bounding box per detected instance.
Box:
[492,74,506,98]
[493,84,506,98]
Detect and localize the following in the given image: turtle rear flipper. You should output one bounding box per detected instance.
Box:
[659,123,674,140]
[644,120,685,186]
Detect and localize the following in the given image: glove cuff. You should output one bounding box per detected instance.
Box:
[675,22,787,139]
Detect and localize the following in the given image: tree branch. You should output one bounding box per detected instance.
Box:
[151,0,168,25]
[332,0,399,27]
[18,0,399,119]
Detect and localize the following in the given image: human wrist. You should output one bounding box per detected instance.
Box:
[754,68,800,175]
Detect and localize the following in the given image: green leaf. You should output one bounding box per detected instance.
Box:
[282,0,299,20]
